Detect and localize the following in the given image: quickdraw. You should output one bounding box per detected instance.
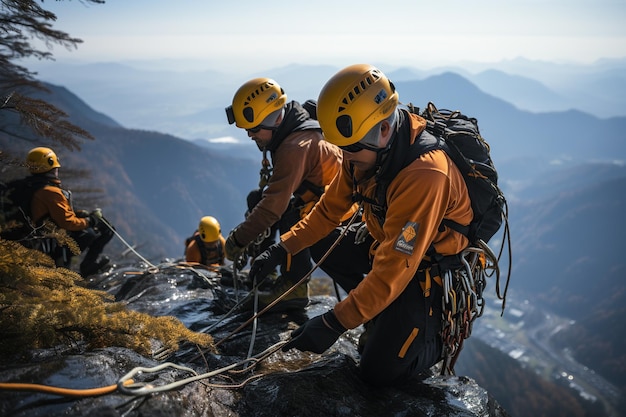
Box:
[259,148,273,189]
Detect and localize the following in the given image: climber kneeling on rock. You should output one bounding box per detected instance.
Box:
[248,64,475,386]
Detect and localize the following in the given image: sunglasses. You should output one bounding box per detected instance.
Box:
[338,141,380,153]
[246,124,277,134]
[246,125,263,133]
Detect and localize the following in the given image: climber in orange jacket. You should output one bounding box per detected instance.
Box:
[223,77,344,312]
[27,147,114,276]
[248,64,473,386]
[185,216,226,267]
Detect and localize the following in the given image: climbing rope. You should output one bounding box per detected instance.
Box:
[98,216,156,269]
[0,342,287,399]
[212,204,363,349]
[0,379,134,397]
[117,341,287,396]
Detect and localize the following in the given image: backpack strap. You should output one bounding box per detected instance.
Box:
[193,234,208,266]
[350,110,470,259]
[293,179,326,209]
[193,233,225,265]
[294,179,325,199]
[362,112,447,227]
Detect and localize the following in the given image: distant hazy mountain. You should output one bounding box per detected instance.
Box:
[508,163,626,317]
[470,69,570,112]
[433,57,626,118]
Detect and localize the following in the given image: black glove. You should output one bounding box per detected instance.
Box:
[88,215,99,228]
[282,310,347,354]
[248,242,286,283]
[225,229,246,261]
[75,209,89,218]
[87,208,103,228]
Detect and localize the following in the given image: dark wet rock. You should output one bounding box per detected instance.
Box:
[0,261,510,417]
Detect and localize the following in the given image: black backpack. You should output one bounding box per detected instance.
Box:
[359,102,511,282]
[415,102,508,246]
[363,102,508,246]
[0,177,50,241]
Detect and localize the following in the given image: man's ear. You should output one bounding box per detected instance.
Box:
[378,120,392,148]
[274,110,284,126]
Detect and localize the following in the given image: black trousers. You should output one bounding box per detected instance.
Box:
[276,203,317,284]
[311,222,444,386]
[58,222,114,269]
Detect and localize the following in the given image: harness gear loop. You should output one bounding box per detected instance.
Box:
[438,241,500,376]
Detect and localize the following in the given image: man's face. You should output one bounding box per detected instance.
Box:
[245,110,283,149]
[338,119,393,171]
[247,128,273,148]
[341,148,378,171]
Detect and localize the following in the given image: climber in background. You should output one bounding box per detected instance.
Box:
[223,77,346,312]
[25,147,114,276]
[184,215,226,267]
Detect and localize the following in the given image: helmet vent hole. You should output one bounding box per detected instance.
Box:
[243,107,254,123]
[336,115,352,138]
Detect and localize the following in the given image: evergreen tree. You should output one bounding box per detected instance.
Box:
[0,0,104,166]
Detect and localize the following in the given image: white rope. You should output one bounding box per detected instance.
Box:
[117,341,287,396]
[98,216,156,268]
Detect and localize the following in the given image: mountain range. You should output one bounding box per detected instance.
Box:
[26,57,626,141]
[1,62,625,417]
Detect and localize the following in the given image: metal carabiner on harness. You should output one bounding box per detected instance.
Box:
[259,149,273,188]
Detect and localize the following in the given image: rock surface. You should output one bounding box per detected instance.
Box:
[0,261,511,416]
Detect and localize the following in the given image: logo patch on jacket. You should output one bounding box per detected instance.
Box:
[394,221,419,255]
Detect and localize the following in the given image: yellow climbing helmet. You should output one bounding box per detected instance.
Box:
[317,64,399,147]
[198,216,221,243]
[26,147,61,174]
[225,77,287,130]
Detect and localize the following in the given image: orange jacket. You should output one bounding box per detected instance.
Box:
[281,112,473,329]
[235,129,343,245]
[31,181,90,231]
[185,234,227,266]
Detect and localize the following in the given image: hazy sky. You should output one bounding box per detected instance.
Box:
[39,0,626,73]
